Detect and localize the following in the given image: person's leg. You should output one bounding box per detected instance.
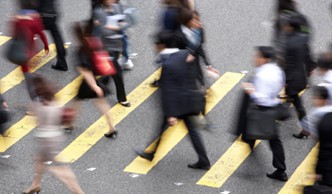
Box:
[93,98,117,137]
[43,16,68,70]
[23,155,45,193]
[109,52,129,105]
[290,94,306,120]
[48,165,85,194]
[184,115,210,168]
[267,136,288,181]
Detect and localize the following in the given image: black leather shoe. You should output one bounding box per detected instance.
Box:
[137,151,154,161]
[119,101,131,107]
[293,130,310,139]
[149,79,160,87]
[104,131,118,139]
[51,65,68,71]
[188,162,211,170]
[267,170,288,181]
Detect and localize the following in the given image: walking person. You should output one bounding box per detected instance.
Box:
[37,0,68,71]
[70,22,118,138]
[92,0,131,107]
[23,75,84,194]
[235,46,288,181]
[137,30,210,170]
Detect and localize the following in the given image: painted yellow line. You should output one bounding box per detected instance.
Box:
[123,72,245,174]
[197,90,306,188]
[0,35,11,46]
[278,144,318,194]
[55,69,162,163]
[0,76,83,152]
[0,44,68,94]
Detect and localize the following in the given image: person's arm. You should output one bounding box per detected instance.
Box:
[33,15,49,54]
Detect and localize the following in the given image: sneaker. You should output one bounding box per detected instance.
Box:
[121,59,134,70]
[267,170,288,182]
[118,56,126,66]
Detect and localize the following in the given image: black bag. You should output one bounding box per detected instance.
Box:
[303,184,332,194]
[0,108,9,124]
[6,33,29,65]
[244,104,278,140]
[77,76,110,99]
[186,89,206,115]
[275,103,291,121]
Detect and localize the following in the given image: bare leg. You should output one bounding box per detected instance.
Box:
[93,98,116,133]
[23,156,45,193]
[49,165,84,194]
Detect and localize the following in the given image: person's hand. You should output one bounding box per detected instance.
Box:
[186,54,195,62]
[207,66,220,79]
[242,82,255,95]
[167,117,178,126]
[2,101,8,109]
[106,25,120,31]
[44,47,49,56]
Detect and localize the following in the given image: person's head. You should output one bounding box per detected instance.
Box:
[317,52,332,75]
[154,30,175,52]
[277,0,297,13]
[18,0,37,10]
[32,75,55,102]
[103,0,116,6]
[254,46,276,67]
[179,9,201,29]
[312,85,329,107]
[280,12,301,32]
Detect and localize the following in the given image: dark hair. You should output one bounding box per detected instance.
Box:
[256,46,276,60]
[312,85,329,100]
[179,8,193,25]
[18,0,37,10]
[277,0,297,13]
[317,52,332,70]
[32,75,55,102]
[154,30,175,48]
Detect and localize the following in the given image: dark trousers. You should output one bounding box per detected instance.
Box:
[41,16,67,68]
[148,115,210,165]
[109,52,127,102]
[288,94,306,120]
[236,93,286,172]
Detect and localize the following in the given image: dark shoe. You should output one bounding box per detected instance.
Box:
[188,162,211,170]
[293,130,310,139]
[267,170,288,182]
[149,79,160,87]
[136,151,154,161]
[119,101,131,107]
[51,65,68,71]
[104,130,118,139]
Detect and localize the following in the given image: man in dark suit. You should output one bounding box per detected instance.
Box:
[37,0,68,71]
[137,30,210,170]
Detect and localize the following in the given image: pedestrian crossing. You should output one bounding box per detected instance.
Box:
[0,34,320,193]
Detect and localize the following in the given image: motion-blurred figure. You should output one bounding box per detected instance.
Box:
[235,46,288,181]
[302,86,332,193]
[23,75,84,194]
[37,0,68,71]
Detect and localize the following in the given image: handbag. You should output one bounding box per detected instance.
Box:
[5,32,29,65]
[61,107,76,125]
[91,50,117,76]
[244,104,278,140]
[0,108,10,124]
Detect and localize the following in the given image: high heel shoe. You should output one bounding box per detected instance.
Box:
[104,130,118,139]
[119,101,131,107]
[293,130,310,139]
[23,186,41,194]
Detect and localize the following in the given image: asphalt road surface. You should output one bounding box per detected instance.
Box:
[0,0,331,194]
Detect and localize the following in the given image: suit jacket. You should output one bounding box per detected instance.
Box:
[160,50,205,117]
[284,32,309,96]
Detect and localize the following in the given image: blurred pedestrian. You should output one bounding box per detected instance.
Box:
[70,22,117,138]
[23,75,84,194]
[92,0,131,107]
[8,0,49,112]
[295,52,332,138]
[302,86,332,193]
[0,93,9,136]
[137,30,211,170]
[235,46,288,181]
[37,0,68,71]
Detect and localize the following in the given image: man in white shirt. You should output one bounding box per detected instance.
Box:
[237,46,288,181]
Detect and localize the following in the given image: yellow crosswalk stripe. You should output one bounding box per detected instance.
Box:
[0,44,69,94]
[0,75,83,152]
[55,69,162,163]
[278,144,318,194]
[0,35,11,46]
[197,90,306,188]
[123,72,245,174]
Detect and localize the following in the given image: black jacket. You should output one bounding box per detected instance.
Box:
[160,50,205,117]
[284,32,310,95]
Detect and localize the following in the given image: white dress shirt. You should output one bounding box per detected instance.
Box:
[318,70,332,104]
[250,63,285,107]
[181,25,197,46]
